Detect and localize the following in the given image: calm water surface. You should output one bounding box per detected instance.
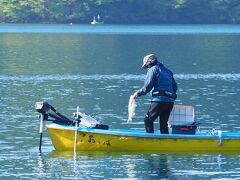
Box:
[0,24,240,179]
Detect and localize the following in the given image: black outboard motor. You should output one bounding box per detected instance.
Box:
[35,102,109,129]
[35,102,74,125]
[36,102,109,152]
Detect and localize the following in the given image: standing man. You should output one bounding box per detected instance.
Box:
[133,54,177,134]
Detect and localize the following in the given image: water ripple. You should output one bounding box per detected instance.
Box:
[0,73,240,82]
[177,73,240,81]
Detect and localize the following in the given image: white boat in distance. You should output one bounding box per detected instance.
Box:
[91,15,104,25]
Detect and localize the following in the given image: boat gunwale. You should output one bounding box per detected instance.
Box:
[46,123,240,140]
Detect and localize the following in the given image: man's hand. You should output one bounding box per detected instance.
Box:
[132,92,139,100]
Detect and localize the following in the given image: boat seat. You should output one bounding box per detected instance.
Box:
[168,105,195,126]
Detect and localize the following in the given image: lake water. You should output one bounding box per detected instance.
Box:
[0,24,240,179]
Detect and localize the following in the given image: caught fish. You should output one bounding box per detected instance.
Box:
[128,95,137,123]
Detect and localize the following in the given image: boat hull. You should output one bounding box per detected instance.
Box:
[47,123,240,152]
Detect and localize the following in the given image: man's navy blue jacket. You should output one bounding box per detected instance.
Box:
[136,61,177,103]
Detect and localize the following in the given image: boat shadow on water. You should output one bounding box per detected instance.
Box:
[39,150,238,179]
[49,150,240,160]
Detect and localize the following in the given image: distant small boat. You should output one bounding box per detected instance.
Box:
[91,15,104,25]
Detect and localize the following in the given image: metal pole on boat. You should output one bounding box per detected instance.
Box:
[39,114,44,152]
[74,106,79,154]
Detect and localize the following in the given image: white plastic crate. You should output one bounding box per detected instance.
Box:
[168,105,195,125]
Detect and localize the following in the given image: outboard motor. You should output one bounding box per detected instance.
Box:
[35,101,108,152]
[35,102,108,129]
[35,102,74,125]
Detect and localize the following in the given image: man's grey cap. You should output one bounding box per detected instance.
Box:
[142,54,157,69]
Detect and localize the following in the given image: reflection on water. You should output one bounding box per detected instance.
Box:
[29,151,240,179]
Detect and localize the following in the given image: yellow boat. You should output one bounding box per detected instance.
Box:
[46,123,240,152]
[35,102,240,152]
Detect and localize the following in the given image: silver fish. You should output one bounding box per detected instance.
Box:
[128,95,137,123]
